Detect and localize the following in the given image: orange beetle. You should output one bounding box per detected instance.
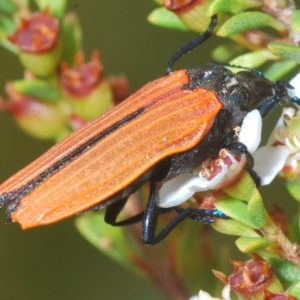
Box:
[0,16,297,244]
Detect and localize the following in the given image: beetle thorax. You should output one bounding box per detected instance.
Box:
[185,65,290,132]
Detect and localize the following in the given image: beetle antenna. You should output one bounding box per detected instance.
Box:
[166,15,218,75]
[209,62,264,77]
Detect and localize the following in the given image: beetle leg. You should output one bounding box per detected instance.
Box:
[104,197,145,226]
[227,141,261,186]
[143,181,185,245]
[105,193,173,227]
[142,182,161,244]
[106,182,228,245]
[143,204,228,245]
[144,209,193,245]
[142,182,223,245]
[174,207,228,223]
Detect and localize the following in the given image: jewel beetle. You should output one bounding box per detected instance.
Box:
[0,15,297,245]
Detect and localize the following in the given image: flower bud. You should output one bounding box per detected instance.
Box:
[60,50,113,121]
[1,82,69,140]
[9,10,61,77]
[163,0,211,32]
[227,256,284,299]
[107,75,131,105]
[264,290,297,300]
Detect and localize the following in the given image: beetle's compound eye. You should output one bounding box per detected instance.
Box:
[247,80,276,100]
[237,70,276,100]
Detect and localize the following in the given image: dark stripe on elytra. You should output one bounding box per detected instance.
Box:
[0,107,146,215]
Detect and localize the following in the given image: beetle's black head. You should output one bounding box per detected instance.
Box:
[186,65,296,121]
[236,70,295,118]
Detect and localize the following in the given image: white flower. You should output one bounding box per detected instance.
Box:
[159,110,261,208]
[196,284,231,300]
[250,72,300,184]
[238,108,261,153]
[252,105,300,185]
[252,145,290,185]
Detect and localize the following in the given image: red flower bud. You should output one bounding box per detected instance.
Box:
[107,75,131,105]
[163,0,202,12]
[228,256,283,298]
[264,290,297,300]
[60,50,103,97]
[9,10,59,53]
[163,0,211,32]
[1,82,68,140]
[60,50,113,121]
[9,10,61,77]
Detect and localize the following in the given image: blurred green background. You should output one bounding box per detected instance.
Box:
[0,1,298,299]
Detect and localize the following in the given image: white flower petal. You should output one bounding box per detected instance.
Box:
[289,72,300,99]
[189,296,199,300]
[239,109,262,153]
[159,173,199,208]
[198,290,220,300]
[293,135,300,148]
[198,285,231,300]
[253,146,290,185]
[267,113,285,146]
[221,285,231,300]
[292,152,300,160]
[190,164,229,192]
[267,107,297,146]
[285,136,299,152]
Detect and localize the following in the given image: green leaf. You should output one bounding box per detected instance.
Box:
[269,42,300,63]
[286,281,300,299]
[0,0,18,14]
[147,7,191,31]
[285,179,300,202]
[34,0,67,19]
[229,49,277,69]
[247,190,267,228]
[0,38,18,54]
[207,0,261,15]
[12,79,60,102]
[0,15,15,34]
[212,43,244,62]
[291,10,300,34]
[61,13,82,66]
[267,256,300,284]
[236,236,272,253]
[264,60,298,81]
[217,12,286,37]
[0,15,18,54]
[214,196,259,229]
[212,218,261,237]
[223,172,255,202]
